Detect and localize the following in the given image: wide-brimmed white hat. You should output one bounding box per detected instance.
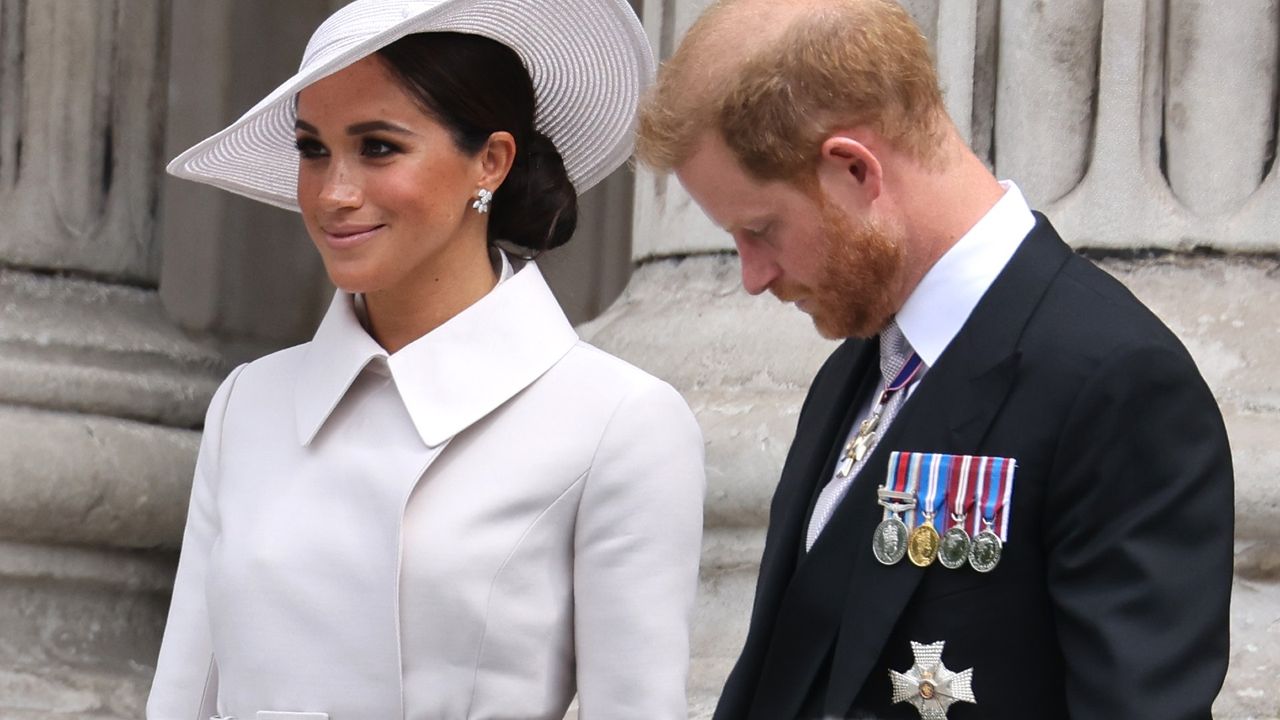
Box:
[167,0,655,210]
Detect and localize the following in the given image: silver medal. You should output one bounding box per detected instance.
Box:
[873,516,910,565]
[937,525,972,570]
[874,488,916,566]
[968,529,1002,573]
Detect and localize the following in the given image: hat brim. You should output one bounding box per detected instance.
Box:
[167,0,655,211]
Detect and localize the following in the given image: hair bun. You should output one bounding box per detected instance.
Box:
[490,130,578,252]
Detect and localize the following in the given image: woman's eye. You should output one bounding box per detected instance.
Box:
[361,138,401,158]
[295,137,326,159]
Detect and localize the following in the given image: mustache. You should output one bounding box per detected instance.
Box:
[769,282,807,303]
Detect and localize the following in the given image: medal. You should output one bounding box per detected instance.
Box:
[874,487,915,565]
[908,454,947,567]
[907,524,940,567]
[889,640,977,719]
[873,515,910,565]
[968,528,1002,573]
[967,456,1016,573]
[874,451,921,565]
[938,455,974,570]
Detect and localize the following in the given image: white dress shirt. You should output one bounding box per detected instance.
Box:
[147,256,706,720]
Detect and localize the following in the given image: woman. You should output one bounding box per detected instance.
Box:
[147,1,705,718]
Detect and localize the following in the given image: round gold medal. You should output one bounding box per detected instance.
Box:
[907,523,940,567]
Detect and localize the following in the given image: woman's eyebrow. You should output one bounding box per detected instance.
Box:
[293,119,416,136]
[347,120,415,136]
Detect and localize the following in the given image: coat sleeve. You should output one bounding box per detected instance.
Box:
[147,364,246,720]
[1044,343,1233,719]
[573,378,706,720]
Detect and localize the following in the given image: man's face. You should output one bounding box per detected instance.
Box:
[675,134,905,339]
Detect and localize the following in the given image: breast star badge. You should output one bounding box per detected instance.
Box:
[889,640,976,719]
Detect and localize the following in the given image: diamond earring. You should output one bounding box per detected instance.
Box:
[472,188,493,215]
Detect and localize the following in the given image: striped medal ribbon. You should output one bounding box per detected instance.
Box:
[968,456,1016,572]
[907,453,950,567]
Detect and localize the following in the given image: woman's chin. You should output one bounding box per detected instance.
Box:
[324,268,383,296]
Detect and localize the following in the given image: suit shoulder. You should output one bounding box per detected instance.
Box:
[1018,253,1208,397]
[1034,253,1192,360]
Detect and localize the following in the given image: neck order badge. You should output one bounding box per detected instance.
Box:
[837,353,925,478]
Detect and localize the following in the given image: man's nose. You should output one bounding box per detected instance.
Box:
[735,238,779,296]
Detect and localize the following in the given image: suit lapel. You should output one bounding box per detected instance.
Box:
[728,339,877,720]
[820,215,1075,716]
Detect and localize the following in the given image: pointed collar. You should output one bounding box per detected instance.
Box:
[294,258,577,448]
[895,181,1035,366]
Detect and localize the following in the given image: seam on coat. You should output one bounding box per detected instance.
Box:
[196,653,216,719]
[578,378,653,500]
[211,363,249,481]
[463,468,589,718]
[397,440,452,720]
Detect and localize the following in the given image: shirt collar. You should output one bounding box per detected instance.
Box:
[295,257,577,448]
[895,181,1035,366]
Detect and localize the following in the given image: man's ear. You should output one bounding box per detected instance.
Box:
[816,133,883,207]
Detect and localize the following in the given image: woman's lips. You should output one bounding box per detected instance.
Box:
[321,224,384,250]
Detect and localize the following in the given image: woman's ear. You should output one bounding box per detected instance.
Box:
[479,131,517,190]
[816,133,883,207]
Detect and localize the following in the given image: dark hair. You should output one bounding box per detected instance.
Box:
[377,32,578,253]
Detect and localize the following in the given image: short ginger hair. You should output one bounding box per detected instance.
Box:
[636,0,948,181]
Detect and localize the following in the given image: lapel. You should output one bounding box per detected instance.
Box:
[733,338,877,720]
[819,215,1074,716]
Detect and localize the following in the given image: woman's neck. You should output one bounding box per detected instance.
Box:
[362,241,498,354]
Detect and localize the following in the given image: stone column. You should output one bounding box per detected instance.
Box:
[587,1,1280,718]
[0,1,224,717]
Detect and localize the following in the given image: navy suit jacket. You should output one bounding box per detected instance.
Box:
[713,215,1234,720]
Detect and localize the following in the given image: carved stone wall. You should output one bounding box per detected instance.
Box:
[590,2,1280,718]
[0,1,224,717]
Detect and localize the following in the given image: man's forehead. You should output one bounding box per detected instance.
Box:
[676,133,806,230]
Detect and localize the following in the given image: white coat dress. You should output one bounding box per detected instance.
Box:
[146,256,706,720]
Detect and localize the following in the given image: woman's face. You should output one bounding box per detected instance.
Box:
[294,55,486,298]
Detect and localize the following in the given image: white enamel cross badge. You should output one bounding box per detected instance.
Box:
[889,640,976,719]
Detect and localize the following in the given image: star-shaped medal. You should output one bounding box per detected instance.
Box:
[889,641,976,719]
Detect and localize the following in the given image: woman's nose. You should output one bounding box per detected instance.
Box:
[319,164,363,210]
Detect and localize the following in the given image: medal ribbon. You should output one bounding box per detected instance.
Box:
[916,453,948,531]
[970,455,1017,540]
[882,451,921,526]
[943,455,974,533]
[882,353,924,399]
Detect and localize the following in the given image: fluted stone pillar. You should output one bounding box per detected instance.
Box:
[0,1,225,717]
[586,1,1280,717]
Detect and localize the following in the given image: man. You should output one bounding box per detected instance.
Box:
[635,1,1234,718]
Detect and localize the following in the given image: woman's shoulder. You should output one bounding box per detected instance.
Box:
[222,342,312,387]
[548,340,699,429]
[555,340,678,396]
